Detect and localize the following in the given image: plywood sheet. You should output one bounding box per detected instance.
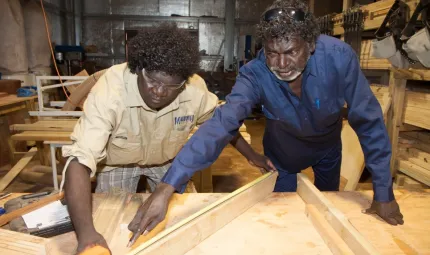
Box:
[324,190,430,254]
[185,193,332,255]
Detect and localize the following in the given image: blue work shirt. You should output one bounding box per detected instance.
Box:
[162,35,394,202]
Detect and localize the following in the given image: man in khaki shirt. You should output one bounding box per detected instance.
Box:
[61,23,274,253]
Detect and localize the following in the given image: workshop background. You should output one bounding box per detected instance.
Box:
[1,0,429,194]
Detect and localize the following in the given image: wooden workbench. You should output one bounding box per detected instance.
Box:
[1,190,428,254]
[0,95,37,167]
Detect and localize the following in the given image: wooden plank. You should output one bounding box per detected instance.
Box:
[10,120,77,132]
[0,147,37,192]
[399,123,424,131]
[392,68,430,81]
[0,95,38,108]
[398,160,430,186]
[403,91,430,129]
[403,106,430,130]
[400,147,430,171]
[305,205,354,255]
[11,131,72,141]
[128,172,277,255]
[0,229,50,255]
[297,173,380,255]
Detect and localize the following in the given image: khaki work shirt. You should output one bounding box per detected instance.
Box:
[62,63,218,176]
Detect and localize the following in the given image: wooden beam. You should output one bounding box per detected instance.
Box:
[128,172,277,255]
[297,173,380,255]
[387,72,407,176]
[0,147,37,192]
[11,131,72,142]
[305,205,354,255]
[398,160,430,186]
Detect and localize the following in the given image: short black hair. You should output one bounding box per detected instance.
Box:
[257,0,320,45]
[127,22,200,79]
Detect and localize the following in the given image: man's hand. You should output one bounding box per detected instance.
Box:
[77,231,111,254]
[363,199,404,225]
[128,182,175,238]
[247,152,277,174]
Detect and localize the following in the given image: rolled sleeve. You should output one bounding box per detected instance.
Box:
[62,87,115,177]
[162,66,261,192]
[343,48,394,202]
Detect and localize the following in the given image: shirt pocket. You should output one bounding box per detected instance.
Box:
[312,99,341,127]
[106,138,142,165]
[164,130,190,158]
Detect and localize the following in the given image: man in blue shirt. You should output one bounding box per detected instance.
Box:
[128,0,403,237]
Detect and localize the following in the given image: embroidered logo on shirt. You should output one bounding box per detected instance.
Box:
[174,115,195,131]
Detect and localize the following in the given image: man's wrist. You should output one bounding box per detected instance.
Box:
[157,182,175,199]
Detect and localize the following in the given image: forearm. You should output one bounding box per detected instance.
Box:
[230,132,256,160]
[65,159,96,239]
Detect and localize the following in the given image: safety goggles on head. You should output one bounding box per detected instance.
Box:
[142,69,187,91]
[262,8,306,22]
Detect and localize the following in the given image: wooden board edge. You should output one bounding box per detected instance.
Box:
[305,205,354,255]
[0,147,37,192]
[297,173,380,255]
[128,172,278,255]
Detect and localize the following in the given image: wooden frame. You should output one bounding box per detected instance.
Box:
[128,172,278,254]
[0,171,382,255]
[297,173,380,255]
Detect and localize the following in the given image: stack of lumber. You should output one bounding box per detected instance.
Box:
[331,0,420,36]
[402,90,430,130]
[398,131,430,186]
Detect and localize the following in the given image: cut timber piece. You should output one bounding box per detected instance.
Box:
[340,121,365,191]
[305,205,354,255]
[398,160,430,186]
[0,229,50,255]
[297,173,380,255]
[129,172,277,255]
[0,147,37,192]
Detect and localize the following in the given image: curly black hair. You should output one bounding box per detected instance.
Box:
[127,22,200,79]
[256,0,320,45]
